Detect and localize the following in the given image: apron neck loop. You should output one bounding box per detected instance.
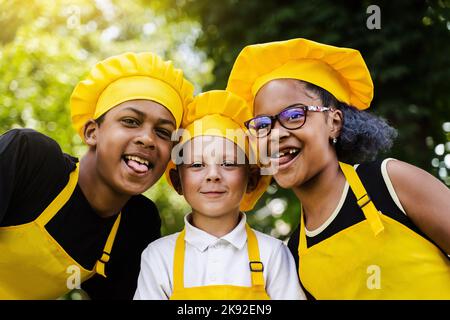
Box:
[339,162,384,235]
[36,163,80,226]
[95,212,121,277]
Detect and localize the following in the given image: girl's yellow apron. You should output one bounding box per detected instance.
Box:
[0,164,121,299]
[298,162,450,299]
[170,224,270,300]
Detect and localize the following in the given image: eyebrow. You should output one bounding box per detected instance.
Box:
[158,118,176,127]
[122,107,145,117]
[284,103,307,109]
[122,107,175,127]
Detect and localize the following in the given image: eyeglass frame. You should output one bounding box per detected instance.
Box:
[244,104,332,137]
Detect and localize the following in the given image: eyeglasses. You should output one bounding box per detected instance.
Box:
[244,104,331,137]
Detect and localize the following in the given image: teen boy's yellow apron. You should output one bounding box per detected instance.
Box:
[0,164,121,299]
[298,162,450,299]
[170,224,270,300]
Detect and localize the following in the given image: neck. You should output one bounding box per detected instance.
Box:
[190,209,241,238]
[292,160,346,230]
[78,152,130,218]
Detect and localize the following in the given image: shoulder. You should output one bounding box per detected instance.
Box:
[384,158,430,181]
[354,158,384,175]
[382,158,441,201]
[123,195,160,223]
[354,158,410,216]
[125,194,159,211]
[141,232,179,260]
[358,157,429,182]
[383,158,450,209]
[356,157,420,178]
[252,228,285,254]
[251,229,299,283]
[382,158,450,253]
[1,128,76,170]
[1,128,61,152]
[119,195,162,242]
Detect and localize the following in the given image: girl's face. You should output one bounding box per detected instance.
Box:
[87,99,175,195]
[178,136,250,219]
[254,79,340,189]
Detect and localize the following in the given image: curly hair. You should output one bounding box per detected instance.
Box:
[302,81,397,164]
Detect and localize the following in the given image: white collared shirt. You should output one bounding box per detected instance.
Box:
[134,213,306,300]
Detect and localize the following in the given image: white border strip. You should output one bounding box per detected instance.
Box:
[305,182,350,237]
[381,158,407,215]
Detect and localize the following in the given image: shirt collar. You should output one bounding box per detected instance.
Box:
[184,213,248,252]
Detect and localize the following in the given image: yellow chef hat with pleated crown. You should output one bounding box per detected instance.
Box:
[70,52,194,140]
[226,38,374,111]
[165,90,271,211]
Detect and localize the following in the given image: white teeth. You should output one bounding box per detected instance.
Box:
[272,148,300,158]
[125,155,149,166]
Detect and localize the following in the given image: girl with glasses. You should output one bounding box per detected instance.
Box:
[227,38,450,299]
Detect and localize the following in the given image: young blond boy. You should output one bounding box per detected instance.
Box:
[134,90,305,300]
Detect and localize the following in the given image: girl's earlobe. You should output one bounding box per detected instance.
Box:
[330,109,343,138]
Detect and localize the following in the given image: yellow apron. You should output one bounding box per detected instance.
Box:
[298,162,450,299]
[0,163,121,299]
[170,224,270,300]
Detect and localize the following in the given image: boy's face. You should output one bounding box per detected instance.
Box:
[254,79,338,189]
[87,99,176,195]
[178,136,249,218]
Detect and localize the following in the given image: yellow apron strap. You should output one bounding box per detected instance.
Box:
[35,163,80,227]
[339,162,384,235]
[95,212,121,277]
[245,224,265,287]
[173,229,186,290]
[298,205,307,255]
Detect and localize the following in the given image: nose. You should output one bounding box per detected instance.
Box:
[205,164,221,182]
[269,120,289,144]
[134,129,156,150]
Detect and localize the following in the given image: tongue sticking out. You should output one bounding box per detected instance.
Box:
[127,159,149,173]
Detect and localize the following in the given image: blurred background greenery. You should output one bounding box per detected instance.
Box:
[1,0,450,299]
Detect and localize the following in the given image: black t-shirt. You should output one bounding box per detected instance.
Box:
[0,128,161,299]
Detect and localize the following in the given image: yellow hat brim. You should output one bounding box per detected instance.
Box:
[94,76,183,125]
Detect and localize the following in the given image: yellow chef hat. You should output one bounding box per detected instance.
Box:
[70,52,194,139]
[226,38,374,111]
[166,90,271,211]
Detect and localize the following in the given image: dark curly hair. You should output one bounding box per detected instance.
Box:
[302,81,397,164]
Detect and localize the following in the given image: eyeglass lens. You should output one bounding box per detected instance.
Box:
[248,107,306,136]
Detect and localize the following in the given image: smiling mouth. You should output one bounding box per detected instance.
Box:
[200,191,226,198]
[271,148,301,166]
[123,155,154,174]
